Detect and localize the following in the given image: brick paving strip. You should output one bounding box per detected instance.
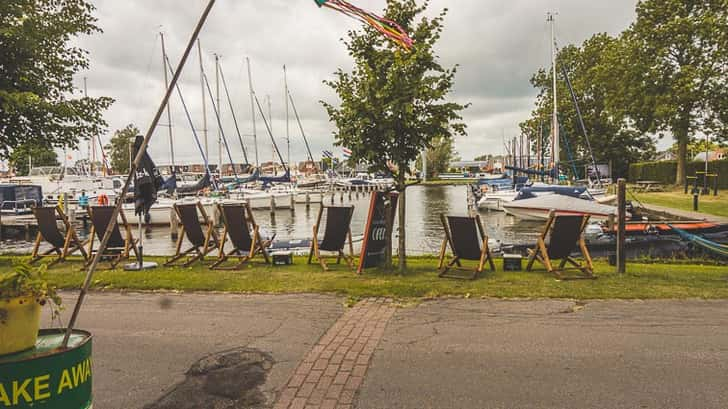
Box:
[274,298,396,409]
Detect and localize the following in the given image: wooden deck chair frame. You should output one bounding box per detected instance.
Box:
[86,206,140,269]
[165,202,220,267]
[308,205,355,271]
[438,214,495,280]
[211,202,271,270]
[526,210,595,280]
[30,205,88,266]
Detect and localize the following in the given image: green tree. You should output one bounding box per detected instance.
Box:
[0,0,113,159]
[416,136,458,178]
[606,0,727,184]
[8,143,59,176]
[105,124,139,175]
[322,0,467,272]
[520,33,656,179]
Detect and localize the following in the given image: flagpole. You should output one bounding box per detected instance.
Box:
[62,0,217,348]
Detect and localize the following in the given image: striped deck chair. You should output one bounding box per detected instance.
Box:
[165,202,220,267]
[30,206,88,266]
[308,205,355,271]
[211,203,271,270]
[438,214,495,280]
[526,210,595,280]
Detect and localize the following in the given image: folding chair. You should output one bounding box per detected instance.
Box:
[165,202,220,267]
[438,214,496,280]
[211,203,271,270]
[86,206,140,269]
[526,210,595,280]
[308,205,355,271]
[30,206,88,266]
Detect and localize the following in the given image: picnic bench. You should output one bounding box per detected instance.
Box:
[635,180,665,192]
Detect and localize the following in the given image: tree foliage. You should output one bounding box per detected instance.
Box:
[8,143,59,176]
[416,136,458,178]
[322,0,467,272]
[519,34,656,179]
[0,0,113,159]
[105,124,139,175]
[605,0,727,184]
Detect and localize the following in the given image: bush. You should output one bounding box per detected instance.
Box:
[629,160,728,188]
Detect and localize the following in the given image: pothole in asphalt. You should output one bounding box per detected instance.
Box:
[145,347,274,409]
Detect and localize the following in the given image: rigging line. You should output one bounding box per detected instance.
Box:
[218,61,250,165]
[253,93,289,174]
[163,53,217,190]
[559,123,579,179]
[203,70,240,181]
[287,90,315,163]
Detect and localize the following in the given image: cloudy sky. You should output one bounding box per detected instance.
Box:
[71,0,640,166]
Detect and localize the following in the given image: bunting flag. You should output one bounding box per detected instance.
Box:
[322,150,334,159]
[342,148,352,159]
[314,0,413,50]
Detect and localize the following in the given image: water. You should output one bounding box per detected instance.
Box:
[5,185,546,256]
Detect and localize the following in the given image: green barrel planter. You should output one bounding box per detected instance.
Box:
[0,329,92,409]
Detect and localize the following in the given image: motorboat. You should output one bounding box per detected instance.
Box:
[502,193,621,221]
[0,184,43,215]
[11,166,123,205]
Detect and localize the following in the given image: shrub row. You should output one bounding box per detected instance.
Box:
[629,160,728,188]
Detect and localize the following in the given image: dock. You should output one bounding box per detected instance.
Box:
[639,203,728,224]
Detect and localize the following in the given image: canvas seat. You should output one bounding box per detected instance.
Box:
[86,206,139,269]
[526,210,595,280]
[211,203,271,270]
[308,206,355,271]
[437,214,495,280]
[165,202,220,267]
[30,206,88,266]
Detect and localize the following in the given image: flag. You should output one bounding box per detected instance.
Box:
[132,135,164,216]
[322,150,333,159]
[342,148,352,159]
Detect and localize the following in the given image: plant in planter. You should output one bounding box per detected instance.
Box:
[0,259,62,355]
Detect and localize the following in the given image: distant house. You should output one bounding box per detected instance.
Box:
[693,148,727,162]
[654,150,676,161]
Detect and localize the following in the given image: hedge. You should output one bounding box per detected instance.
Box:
[629,159,728,189]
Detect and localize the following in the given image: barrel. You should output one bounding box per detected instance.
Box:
[0,329,92,408]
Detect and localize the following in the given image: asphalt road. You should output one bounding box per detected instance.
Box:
[357,299,728,409]
[47,293,728,408]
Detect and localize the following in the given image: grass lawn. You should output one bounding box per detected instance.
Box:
[632,187,728,218]
[4,255,727,300]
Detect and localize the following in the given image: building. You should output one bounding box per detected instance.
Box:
[693,149,727,162]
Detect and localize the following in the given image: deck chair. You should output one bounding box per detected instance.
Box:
[438,214,496,280]
[526,211,595,280]
[30,206,88,266]
[86,206,139,269]
[165,202,220,267]
[211,203,271,270]
[308,205,355,271]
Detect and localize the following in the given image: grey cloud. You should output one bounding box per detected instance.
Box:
[70,0,637,165]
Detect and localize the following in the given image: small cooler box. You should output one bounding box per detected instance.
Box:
[271,251,293,265]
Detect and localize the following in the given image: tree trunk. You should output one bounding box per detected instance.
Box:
[383,198,393,271]
[397,168,407,273]
[675,127,689,186]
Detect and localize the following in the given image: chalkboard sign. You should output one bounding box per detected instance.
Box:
[357,191,399,274]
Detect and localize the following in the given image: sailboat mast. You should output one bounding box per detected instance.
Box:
[548,12,559,181]
[246,57,259,167]
[284,65,290,169]
[198,40,208,161]
[267,94,273,165]
[83,77,96,175]
[215,54,222,175]
[160,32,175,171]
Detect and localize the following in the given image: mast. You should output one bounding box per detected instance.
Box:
[198,39,208,161]
[246,57,259,167]
[284,65,290,169]
[548,12,559,181]
[160,32,175,172]
[267,94,273,165]
[215,54,222,175]
[83,77,96,175]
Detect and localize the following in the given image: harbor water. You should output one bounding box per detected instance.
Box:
[2,185,545,256]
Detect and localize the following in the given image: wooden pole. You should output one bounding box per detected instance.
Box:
[62,0,217,348]
[616,178,626,274]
